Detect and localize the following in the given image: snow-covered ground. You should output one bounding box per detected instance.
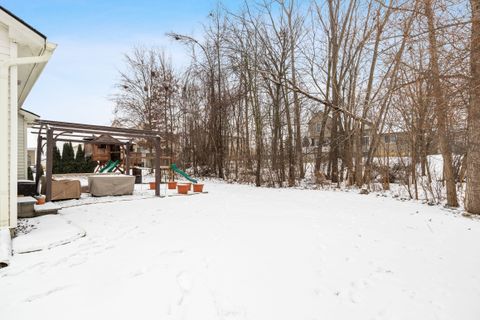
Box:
[1,182,480,320]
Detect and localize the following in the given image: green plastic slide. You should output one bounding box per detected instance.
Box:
[106,160,120,172]
[170,163,198,184]
[99,160,112,173]
[99,160,120,173]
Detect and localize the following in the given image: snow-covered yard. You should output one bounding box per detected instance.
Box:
[1,182,480,320]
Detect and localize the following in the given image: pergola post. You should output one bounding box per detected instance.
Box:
[45,129,53,202]
[34,134,43,193]
[155,136,161,196]
[125,141,131,175]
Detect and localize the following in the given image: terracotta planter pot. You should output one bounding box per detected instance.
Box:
[193,184,204,193]
[177,184,189,194]
[167,181,177,189]
[149,182,156,190]
[180,182,191,191]
[36,197,45,205]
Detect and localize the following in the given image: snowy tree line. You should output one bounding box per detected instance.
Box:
[111,0,480,214]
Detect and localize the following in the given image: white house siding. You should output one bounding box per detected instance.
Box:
[0,8,55,229]
[7,41,18,229]
[17,113,27,180]
[0,24,8,57]
[0,24,11,228]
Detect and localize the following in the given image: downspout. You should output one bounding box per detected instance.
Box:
[0,42,56,268]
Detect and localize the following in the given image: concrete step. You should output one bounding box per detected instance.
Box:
[34,202,61,215]
[18,197,62,218]
[17,196,37,218]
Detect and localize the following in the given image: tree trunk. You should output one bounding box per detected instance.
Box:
[425,0,458,207]
[466,0,480,214]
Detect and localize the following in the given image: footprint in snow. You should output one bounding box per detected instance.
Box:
[24,285,71,303]
[176,271,192,293]
[68,256,88,268]
[129,269,145,278]
[175,271,193,307]
[211,292,247,319]
[349,291,359,303]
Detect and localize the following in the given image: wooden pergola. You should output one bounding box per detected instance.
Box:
[32,119,164,201]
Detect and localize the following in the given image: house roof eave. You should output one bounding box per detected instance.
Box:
[0,6,46,40]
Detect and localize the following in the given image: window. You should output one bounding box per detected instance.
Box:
[362,136,370,146]
[316,123,321,133]
[384,135,397,144]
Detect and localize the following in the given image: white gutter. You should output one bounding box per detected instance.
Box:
[2,42,57,67]
[0,42,56,266]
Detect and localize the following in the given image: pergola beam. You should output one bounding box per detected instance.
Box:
[31,130,133,141]
[47,138,130,145]
[34,119,162,137]
[33,126,158,140]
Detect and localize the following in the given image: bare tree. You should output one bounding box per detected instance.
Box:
[424,0,458,207]
[107,0,473,208]
[466,0,480,214]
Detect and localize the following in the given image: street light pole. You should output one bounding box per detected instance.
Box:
[167,32,223,177]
